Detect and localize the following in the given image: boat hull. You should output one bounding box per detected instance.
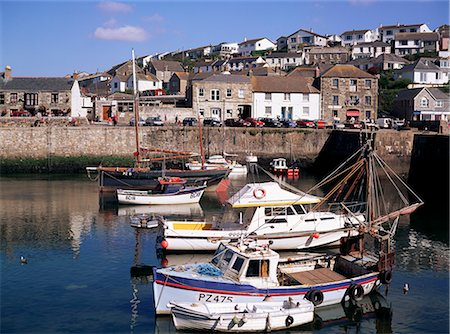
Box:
[117,188,205,205]
[153,268,379,315]
[94,168,229,192]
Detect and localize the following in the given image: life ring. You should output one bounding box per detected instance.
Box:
[379,270,393,284]
[285,315,294,327]
[347,284,364,301]
[305,289,324,306]
[253,188,266,199]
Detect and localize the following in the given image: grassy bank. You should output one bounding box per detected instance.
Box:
[0,156,135,174]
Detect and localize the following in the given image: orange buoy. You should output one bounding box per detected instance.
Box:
[160,239,169,249]
[312,232,320,239]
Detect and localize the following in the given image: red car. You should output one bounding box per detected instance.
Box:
[245,117,264,127]
[10,110,30,117]
[296,120,315,128]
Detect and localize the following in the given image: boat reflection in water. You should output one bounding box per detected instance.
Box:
[152,288,392,334]
[117,203,204,218]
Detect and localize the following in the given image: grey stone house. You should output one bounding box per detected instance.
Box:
[0,66,74,116]
[168,72,189,95]
[393,87,449,121]
[146,60,185,91]
[191,74,252,120]
[320,64,378,122]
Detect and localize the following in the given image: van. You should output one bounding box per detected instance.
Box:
[377,118,393,129]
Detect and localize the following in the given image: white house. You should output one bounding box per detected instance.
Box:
[265,53,304,70]
[340,29,377,46]
[394,32,440,56]
[379,23,431,43]
[395,58,448,86]
[226,57,267,72]
[126,73,162,92]
[286,29,328,52]
[238,38,276,56]
[211,42,239,57]
[251,76,320,120]
[351,41,391,59]
[70,80,93,117]
[110,75,128,93]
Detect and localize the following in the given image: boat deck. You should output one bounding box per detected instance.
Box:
[284,268,346,285]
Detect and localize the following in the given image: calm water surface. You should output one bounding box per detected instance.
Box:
[1,174,448,334]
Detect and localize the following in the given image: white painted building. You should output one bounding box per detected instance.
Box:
[70,80,92,117]
[126,73,162,92]
[395,58,449,86]
[265,53,304,70]
[351,41,391,59]
[211,42,239,57]
[286,29,328,52]
[238,38,276,56]
[340,29,377,46]
[379,23,431,43]
[394,32,440,56]
[251,76,320,120]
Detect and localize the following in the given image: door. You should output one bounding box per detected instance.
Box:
[102,106,112,121]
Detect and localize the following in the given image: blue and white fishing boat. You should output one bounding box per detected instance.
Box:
[153,138,423,315]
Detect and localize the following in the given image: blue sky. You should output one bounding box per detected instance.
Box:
[1,0,448,76]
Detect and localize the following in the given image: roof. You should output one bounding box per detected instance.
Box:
[428,88,449,100]
[400,58,441,72]
[379,23,425,30]
[308,46,349,54]
[353,41,391,48]
[150,60,184,72]
[188,72,215,81]
[266,52,302,59]
[374,53,410,64]
[341,29,370,35]
[395,32,439,41]
[287,66,317,78]
[202,74,251,83]
[321,64,375,78]
[238,37,272,45]
[0,77,74,91]
[228,57,260,64]
[251,76,319,93]
[172,72,190,80]
[227,182,322,208]
[395,88,424,100]
[288,28,327,39]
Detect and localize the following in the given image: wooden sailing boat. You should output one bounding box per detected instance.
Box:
[86,50,229,192]
[152,135,423,315]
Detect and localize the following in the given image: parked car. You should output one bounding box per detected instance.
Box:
[244,117,264,127]
[182,117,198,126]
[224,118,251,127]
[315,120,326,129]
[203,117,221,127]
[377,117,393,129]
[129,117,145,126]
[344,121,363,129]
[296,119,315,128]
[333,121,346,129]
[145,116,164,126]
[362,120,379,130]
[280,119,297,128]
[10,110,30,117]
[392,119,406,130]
[258,117,282,128]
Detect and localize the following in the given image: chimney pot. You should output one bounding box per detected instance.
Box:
[4,65,12,80]
[73,71,79,80]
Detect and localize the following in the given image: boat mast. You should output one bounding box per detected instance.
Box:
[197,111,205,169]
[132,48,141,165]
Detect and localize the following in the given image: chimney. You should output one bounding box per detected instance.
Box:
[315,66,320,78]
[4,65,11,80]
[73,71,78,80]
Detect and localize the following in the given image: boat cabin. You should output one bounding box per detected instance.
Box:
[270,158,288,171]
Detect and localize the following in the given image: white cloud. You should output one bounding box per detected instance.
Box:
[97,1,133,13]
[94,26,148,42]
[142,14,165,23]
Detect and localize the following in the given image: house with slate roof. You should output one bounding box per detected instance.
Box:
[286,28,328,52]
[320,64,378,122]
[265,53,303,71]
[351,41,392,59]
[394,58,448,86]
[0,66,87,117]
[146,60,185,90]
[394,32,440,56]
[238,37,276,56]
[393,87,449,121]
[168,72,190,95]
[304,46,350,65]
[340,29,377,46]
[348,53,411,71]
[191,74,252,119]
[379,23,431,43]
[251,76,321,120]
[226,56,267,72]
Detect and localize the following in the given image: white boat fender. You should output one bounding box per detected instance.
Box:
[232,315,240,325]
[347,284,364,302]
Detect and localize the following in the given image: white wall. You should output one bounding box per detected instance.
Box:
[252,92,320,120]
[70,80,91,117]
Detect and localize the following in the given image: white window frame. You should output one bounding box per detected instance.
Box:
[420,97,429,107]
[199,88,204,97]
[284,93,290,101]
[302,106,310,116]
[265,106,272,115]
[303,93,309,102]
[238,89,244,98]
[265,93,271,101]
[211,89,220,101]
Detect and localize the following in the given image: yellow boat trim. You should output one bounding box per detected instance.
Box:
[231,200,321,208]
[172,223,213,230]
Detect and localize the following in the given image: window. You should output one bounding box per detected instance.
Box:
[226,109,233,117]
[114,82,118,88]
[410,28,416,32]
[265,106,272,115]
[332,79,339,88]
[436,101,443,107]
[357,34,363,39]
[231,256,244,272]
[333,110,338,117]
[332,95,339,105]
[10,93,17,103]
[399,29,406,33]
[303,93,309,102]
[350,79,357,92]
[386,30,393,36]
[420,97,429,107]
[226,88,232,98]
[365,80,372,88]
[211,89,220,101]
[222,250,233,264]
[25,93,38,106]
[302,106,310,116]
[290,37,297,43]
[284,93,290,101]
[211,108,220,116]
[401,40,408,46]
[246,260,269,278]
[420,72,427,82]
[0,93,4,105]
[346,35,352,40]
[199,88,204,97]
[366,111,371,119]
[199,108,204,116]
[365,96,372,106]
[51,93,59,104]
[238,89,244,98]
[265,93,271,100]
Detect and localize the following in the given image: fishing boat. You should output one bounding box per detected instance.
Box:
[270,158,299,176]
[186,154,248,176]
[159,181,362,251]
[152,138,423,314]
[117,177,206,205]
[86,49,229,192]
[168,297,314,332]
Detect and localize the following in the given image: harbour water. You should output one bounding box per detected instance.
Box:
[1,174,448,333]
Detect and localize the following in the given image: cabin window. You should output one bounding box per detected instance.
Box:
[222,250,234,264]
[246,260,270,278]
[211,244,226,265]
[287,207,296,215]
[231,256,244,272]
[293,204,306,214]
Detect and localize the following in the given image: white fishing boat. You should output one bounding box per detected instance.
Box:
[129,214,163,229]
[159,181,362,251]
[153,138,423,315]
[169,298,314,332]
[117,177,206,205]
[186,154,247,176]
